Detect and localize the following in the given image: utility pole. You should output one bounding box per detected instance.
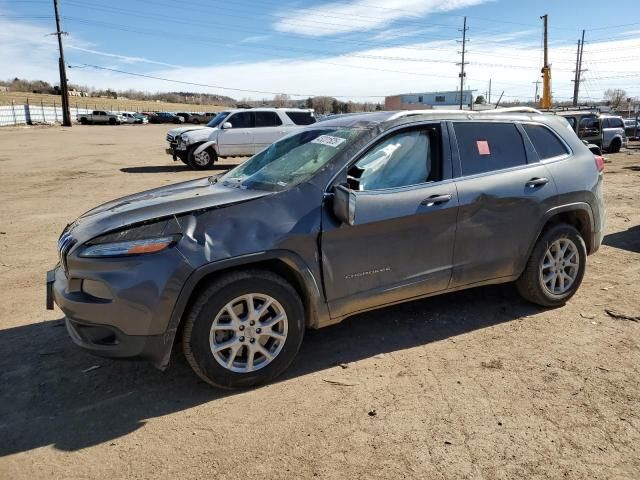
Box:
[533,79,540,104]
[572,29,586,106]
[539,14,552,110]
[53,0,71,126]
[457,16,469,110]
[488,78,491,104]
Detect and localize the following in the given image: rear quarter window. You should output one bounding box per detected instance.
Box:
[285,111,316,125]
[453,122,527,176]
[523,124,569,160]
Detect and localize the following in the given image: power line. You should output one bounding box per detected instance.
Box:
[69,63,387,98]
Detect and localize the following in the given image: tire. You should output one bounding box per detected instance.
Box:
[608,138,621,153]
[109,118,116,125]
[516,224,587,307]
[182,270,305,389]
[187,145,217,170]
[192,119,200,124]
[80,118,88,125]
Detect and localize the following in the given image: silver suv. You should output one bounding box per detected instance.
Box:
[166,108,316,169]
[48,108,606,389]
[559,111,627,153]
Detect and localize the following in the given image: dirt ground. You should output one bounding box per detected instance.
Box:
[0,124,639,479]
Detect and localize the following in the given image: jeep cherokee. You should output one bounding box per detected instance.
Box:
[47,109,606,389]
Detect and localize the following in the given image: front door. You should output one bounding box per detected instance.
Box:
[321,124,459,320]
[217,111,254,156]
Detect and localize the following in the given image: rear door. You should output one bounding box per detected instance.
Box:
[321,123,459,319]
[252,111,284,153]
[217,111,254,156]
[449,121,558,287]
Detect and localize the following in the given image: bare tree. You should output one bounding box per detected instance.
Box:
[604,89,627,110]
[311,96,334,114]
[273,94,291,107]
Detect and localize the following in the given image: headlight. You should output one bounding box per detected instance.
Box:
[80,236,179,257]
[79,217,183,258]
[180,134,190,142]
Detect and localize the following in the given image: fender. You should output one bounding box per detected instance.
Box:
[194,140,217,156]
[522,202,595,268]
[155,249,330,369]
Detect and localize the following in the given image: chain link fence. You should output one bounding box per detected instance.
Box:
[0,96,222,127]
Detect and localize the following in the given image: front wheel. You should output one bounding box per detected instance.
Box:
[182,271,305,389]
[187,145,217,169]
[516,224,587,307]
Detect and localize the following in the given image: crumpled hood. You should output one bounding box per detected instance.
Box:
[167,126,216,139]
[66,178,270,244]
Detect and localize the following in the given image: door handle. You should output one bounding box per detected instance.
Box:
[420,194,452,206]
[525,177,549,188]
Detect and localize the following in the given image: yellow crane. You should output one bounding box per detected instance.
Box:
[540,14,552,109]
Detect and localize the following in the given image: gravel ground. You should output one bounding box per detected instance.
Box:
[0,124,639,479]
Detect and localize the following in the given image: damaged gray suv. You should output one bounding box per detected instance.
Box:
[47,109,606,389]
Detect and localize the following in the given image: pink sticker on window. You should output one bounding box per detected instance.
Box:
[477,140,490,155]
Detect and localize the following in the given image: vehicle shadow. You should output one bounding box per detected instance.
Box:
[603,225,640,253]
[0,284,541,456]
[120,165,238,174]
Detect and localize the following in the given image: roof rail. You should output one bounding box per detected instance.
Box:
[485,107,542,114]
[387,106,542,120]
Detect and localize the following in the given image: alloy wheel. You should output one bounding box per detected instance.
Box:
[209,294,288,373]
[539,238,580,295]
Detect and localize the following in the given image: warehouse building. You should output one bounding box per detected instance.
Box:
[385,90,475,110]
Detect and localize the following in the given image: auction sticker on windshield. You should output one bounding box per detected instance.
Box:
[311,135,347,148]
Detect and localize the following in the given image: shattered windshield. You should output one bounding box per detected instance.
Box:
[219,128,360,191]
[207,111,230,128]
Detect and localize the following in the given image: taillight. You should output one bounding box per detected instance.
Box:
[594,155,605,172]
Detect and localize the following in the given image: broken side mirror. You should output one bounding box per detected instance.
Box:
[332,184,356,226]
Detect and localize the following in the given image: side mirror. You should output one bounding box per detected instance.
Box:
[332,185,356,226]
[222,122,233,129]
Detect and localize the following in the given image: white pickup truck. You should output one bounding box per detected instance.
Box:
[166,108,316,169]
[77,110,125,125]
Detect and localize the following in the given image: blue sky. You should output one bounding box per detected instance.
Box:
[1,0,638,101]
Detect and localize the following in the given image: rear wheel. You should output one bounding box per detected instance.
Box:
[516,224,586,307]
[182,270,305,389]
[80,118,88,125]
[109,118,116,125]
[187,145,217,170]
[192,119,200,124]
[608,138,621,153]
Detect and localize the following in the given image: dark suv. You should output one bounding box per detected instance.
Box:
[47,109,606,389]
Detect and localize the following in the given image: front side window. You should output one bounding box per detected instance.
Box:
[227,112,253,128]
[255,111,282,127]
[579,116,599,130]
[220,128,361,191]
[523,124,569,160]
[454,122,527,176]
[435,95,445,102]
[350,129,437,191]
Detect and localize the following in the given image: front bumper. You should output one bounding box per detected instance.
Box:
[166,142,187,161]
[46,249,191,368]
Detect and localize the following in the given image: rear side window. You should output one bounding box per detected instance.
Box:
[454,123,527,176]
[604,118,624,129]
[285,111,316,125]
[523,124,569,160]
[254,111,282,127]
